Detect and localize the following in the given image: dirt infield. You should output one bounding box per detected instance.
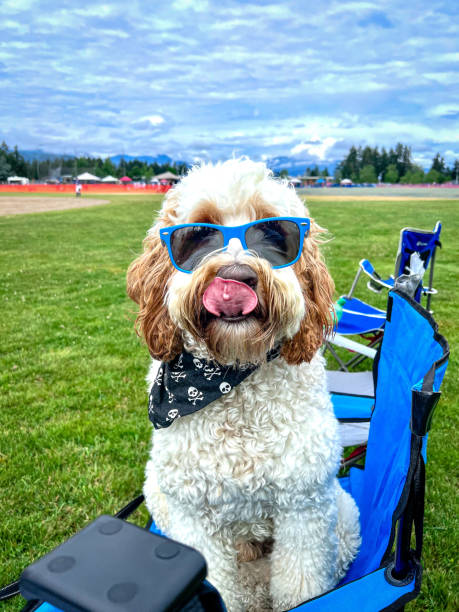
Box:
[1,188,457,217]
[0,197,110,216]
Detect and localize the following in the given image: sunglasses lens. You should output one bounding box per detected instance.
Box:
[245,219,301,267]
[170,225,224,271]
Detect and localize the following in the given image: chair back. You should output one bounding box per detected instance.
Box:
[343,289,449,583]
[394,222,441,302]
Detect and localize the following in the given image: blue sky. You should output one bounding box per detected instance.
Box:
[1,0,458,168]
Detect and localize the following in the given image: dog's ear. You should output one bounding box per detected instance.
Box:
[281,222,334,365]
[127,227,183,361]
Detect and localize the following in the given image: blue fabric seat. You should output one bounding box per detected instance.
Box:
[336,297,386,336]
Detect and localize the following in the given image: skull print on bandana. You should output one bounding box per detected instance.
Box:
[148,348,280,429]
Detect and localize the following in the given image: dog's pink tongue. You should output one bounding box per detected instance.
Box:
[203,277,258,317]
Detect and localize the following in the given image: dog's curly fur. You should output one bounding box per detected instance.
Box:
[127,159,360,611]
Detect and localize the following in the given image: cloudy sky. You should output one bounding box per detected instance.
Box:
[1,0,458,168]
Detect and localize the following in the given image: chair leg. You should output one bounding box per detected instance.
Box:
[323,341,349,372]
[344,351,371,370]
[343,333,383,370]
[347,266,364,299]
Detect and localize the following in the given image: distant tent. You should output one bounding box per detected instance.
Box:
[340,178,353,185]
[120,176,132,183]
[101,175,120,183]
[7,176,29,185]
[153,171,180,184]
[77,172,100,183]
[288,177,302,187]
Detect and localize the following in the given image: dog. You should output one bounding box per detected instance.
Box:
[127,159,360,611]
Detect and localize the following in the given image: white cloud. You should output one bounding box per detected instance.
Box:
[97,29,130,39]
[142,115,166,127]
[291,138,338,160]
[0,41,33,49]
[3,19,29,33]
[326,1,379,16]
[172,0,209,11]
[430,52,459,63]
[423,72,458,85]
[427,104,459,118]
[73,5,117,17]
[3,0,35,14]
[264,135,294,147]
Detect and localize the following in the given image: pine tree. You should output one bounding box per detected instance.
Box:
[431,153,447,175]
[378,148,389,180]
[452,160,459,183]
[384,164,399,183]
[359,164,377,183]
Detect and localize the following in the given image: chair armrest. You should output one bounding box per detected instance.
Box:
[359,259,393,290]
[329,334,377,359]
[421,286,438,295]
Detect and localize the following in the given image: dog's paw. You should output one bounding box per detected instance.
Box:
[271,584,326,612]
[271,560,334,611]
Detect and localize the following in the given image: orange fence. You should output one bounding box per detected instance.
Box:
[0,184,171,194]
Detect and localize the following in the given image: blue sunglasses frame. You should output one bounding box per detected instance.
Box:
[159,216,310,273]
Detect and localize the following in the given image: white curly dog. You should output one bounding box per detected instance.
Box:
[127,159,360,611]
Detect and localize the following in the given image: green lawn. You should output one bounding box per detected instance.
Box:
[0,194,457,610]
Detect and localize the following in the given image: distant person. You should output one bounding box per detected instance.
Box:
[75,182,82,197]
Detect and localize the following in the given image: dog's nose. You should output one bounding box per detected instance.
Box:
[216,264,258,289]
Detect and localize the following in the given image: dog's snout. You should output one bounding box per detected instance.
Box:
[216,264,258,289]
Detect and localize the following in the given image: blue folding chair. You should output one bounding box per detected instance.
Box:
[148,289,450,611]
[6,290,449,612]
[327,222,442,371]
[351,221,442,310]
[297,288,449,610]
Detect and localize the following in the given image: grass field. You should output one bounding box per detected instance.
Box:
[0,193,457,610]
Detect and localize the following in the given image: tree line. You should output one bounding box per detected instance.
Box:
[334,143,459,184]
[0,141,188,182]
[1,140,458,184]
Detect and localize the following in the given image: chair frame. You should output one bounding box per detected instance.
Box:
[348,221,441,312]
[326,221,442,371]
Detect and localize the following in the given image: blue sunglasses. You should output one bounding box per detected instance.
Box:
[160,216,310,273]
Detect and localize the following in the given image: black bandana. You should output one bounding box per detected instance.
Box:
[148,348,280,429]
